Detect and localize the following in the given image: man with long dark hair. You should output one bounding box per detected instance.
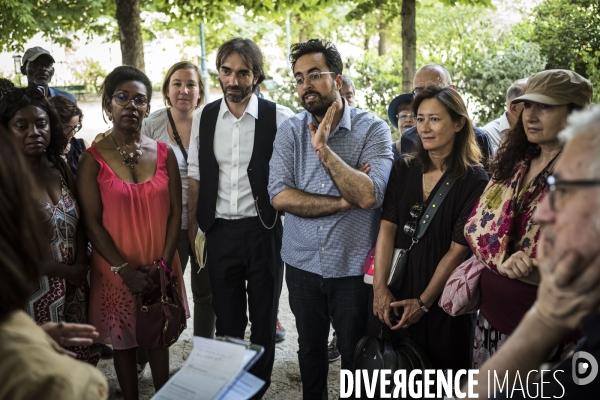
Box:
[187,38,294,396]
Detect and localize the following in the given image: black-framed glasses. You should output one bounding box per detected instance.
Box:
[112,93,148,108]
[294,71,336,87]
[404,202,425,237]
[412,88,423,96]
[546,174,600,211]
[63,123,82,135]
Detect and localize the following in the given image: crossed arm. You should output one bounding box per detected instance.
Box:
[271,102,391,218]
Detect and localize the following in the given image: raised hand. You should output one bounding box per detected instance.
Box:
[308,101,337,151]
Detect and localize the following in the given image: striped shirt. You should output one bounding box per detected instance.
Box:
[268,101,393,278]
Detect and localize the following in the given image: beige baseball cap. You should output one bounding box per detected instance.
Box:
[22,46,55,64]
[512,69,593,109]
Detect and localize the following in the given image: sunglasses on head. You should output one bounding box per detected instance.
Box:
[0,81,44,102]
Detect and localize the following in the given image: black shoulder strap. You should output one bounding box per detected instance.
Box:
[166,108,188,163]
[413,175,458,241]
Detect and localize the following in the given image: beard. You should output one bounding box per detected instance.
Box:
[219,80,253,103]
[301,86,338,117]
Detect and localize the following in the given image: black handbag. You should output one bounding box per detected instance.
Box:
[386,175,458,291]
[352,331,433,399]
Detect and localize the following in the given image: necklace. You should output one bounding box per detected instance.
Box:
[423,174,432,198]
[112,135,142,169]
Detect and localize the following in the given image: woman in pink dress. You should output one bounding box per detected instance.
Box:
[77,66,189,400]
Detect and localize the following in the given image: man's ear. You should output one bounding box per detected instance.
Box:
[335,74,343,90]
[48,66,55,81]
[20,63,26,75]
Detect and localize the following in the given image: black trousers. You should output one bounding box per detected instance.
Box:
[205,217,283,397]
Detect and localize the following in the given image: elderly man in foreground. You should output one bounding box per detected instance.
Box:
[471,106,600,399]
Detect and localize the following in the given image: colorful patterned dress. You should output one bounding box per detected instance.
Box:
[25,171,100,365]
[465,153,575,368]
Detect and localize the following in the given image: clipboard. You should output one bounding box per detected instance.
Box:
[217,336,265,371]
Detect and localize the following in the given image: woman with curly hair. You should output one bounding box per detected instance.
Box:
[0,79,100,365]
[465,70,594,368]
[48,95,89,180]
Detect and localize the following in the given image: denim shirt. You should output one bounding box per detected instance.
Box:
[268,100,393,278]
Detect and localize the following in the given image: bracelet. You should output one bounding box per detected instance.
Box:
[417,296,429,313]
[111,262,128,275]
[316,145,328,161]
[158,258,172,273]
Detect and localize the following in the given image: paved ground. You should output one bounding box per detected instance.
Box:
[98,265,342,399]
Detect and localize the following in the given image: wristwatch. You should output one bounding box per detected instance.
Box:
[111,262,128,274]
[417,296,429,313]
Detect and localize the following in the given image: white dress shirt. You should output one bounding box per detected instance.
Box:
[188,94,294,220]
[481,112,510,153]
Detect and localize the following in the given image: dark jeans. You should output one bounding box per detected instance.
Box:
[206,217,283,398]
[286,265,369,400]
[136,229,216,365]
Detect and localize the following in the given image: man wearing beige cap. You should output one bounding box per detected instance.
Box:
[20,46,76,103]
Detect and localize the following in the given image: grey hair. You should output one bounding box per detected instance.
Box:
[506,82,526,105]
[341,75,355,90]
[559,104,600,178]
[418,64,453,86]
[560,105,600,233]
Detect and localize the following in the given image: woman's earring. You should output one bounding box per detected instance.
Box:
[108,113,113,122]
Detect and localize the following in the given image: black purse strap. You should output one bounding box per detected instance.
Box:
[413,174,458,242]
[166,108,188,163]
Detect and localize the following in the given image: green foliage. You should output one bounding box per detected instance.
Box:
[70,58,107,93]
[453,41,546,123]
[0,0,114,52]
[267,69,303,112]
[520,0,600,103]
[353,47,403,136]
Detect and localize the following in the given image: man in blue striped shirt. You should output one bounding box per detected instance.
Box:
[268,39,393,399]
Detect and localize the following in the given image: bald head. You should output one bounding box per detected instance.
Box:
[506,78,528,107]
[412,64,454,94]
[506,78,528,128]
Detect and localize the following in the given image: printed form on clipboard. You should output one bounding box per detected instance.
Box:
[152,336,265,400]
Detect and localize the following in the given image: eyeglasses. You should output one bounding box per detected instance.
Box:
[546,175,600,211]
[397,113,415,120]
[294,71,336,88]
[112,93,148,108]
[412,88,424,96]
[404,202,425,237]
[63,123,82,135]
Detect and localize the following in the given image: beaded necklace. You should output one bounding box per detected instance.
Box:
[112,135,143,169]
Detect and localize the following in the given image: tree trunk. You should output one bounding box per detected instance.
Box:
[401,0,416,92]
[115,0,145,73]
[378,23,387,56]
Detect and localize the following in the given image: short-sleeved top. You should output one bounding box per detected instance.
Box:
[142,108,191,229]
[382,158,488,299]
[268,100,394,278]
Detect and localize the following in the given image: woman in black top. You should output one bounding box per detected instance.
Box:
[49,95,89,180]
[371,86,488,371]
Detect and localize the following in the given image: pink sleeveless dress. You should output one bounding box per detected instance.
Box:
[86,142,189,349]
